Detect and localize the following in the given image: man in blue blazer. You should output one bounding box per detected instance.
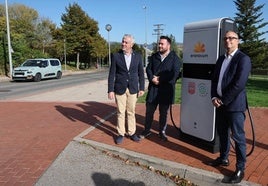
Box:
[108,34,145,144]
[210,31,251,184]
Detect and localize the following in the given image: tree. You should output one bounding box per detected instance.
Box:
[169,34,182,58]
[233,0,268,69]
[90,34,107,68]
[0,3,56,76]
[34,18,55,54]
[0,14,8,74]
[61,3,99,69]
[49,27,66,61]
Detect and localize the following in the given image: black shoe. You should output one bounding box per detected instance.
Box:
[230,170,244,184]
[158,131,168,141]
[115,135,124,144]
[222,170,244,184]
[130,134,140,142]
[139,130,151,139]
[208,157,229,167]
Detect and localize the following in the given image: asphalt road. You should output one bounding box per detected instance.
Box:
[0,69,108,100]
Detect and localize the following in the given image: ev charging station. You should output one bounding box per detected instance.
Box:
[180,18,237,153]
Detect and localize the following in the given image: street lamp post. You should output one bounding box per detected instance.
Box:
[143,5,148,67]
[64,39,67,71]
[105,24,112,67]
[5,0,13,77]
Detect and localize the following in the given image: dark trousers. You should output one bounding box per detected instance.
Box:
[216,108,246,171]
[144,102,170,133]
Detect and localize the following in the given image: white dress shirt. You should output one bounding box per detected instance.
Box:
[124,53,132,71]
[217,49,238,97]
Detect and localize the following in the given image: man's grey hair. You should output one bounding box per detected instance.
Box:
[123,34,135,44]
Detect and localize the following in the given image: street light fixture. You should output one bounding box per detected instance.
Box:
[105,24,112,67]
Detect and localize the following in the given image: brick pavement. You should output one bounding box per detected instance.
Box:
[0,100,267,185]
[0,101,114,185]
[83,104,268,185]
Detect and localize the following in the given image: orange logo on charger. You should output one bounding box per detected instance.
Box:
[194,42,205,53]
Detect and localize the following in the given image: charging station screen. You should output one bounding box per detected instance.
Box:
[183,28,219,64]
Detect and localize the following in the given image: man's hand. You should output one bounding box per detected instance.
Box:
[138,90,144,97]
[152,75,159,85]
[108,92,115,100]
[212,98,223,108]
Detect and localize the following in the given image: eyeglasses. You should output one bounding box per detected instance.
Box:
[223,37,238,41]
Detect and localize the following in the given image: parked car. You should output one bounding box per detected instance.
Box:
[12,58,62,82]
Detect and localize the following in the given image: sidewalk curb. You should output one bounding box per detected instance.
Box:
[72,112,261,186]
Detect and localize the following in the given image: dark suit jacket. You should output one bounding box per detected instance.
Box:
[108,50,145,95]
[211,50,251,112]
[146,51,182,104]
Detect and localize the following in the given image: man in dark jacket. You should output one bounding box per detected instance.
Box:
[108,34,145,144]
[139,36,182,141]
[209,31,251,184]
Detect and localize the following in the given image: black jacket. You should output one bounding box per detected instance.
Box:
[146,51,182,104]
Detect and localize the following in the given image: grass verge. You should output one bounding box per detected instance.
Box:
[138,76,268,108]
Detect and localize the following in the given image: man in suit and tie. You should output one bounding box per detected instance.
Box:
[108,34,145,144]
[209,31,252,184]
[139,35,182,141]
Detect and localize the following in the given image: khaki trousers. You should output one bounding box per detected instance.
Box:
[115,89,137,136]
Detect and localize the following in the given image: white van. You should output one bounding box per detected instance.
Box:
[12,58,62,82]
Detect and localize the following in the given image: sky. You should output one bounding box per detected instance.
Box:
[4,0,268,44]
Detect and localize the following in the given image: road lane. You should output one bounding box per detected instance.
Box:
[0,70,108,100]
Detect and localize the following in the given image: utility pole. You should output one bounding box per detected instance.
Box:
[5,0,13,77]
[153,24,164,43]
[64,39,66,71]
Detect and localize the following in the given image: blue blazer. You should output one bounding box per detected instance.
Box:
[211,50,251,111]
[108,50,145,95]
